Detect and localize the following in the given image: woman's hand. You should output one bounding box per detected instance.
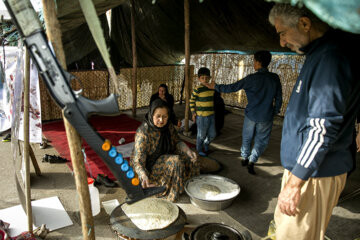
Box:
[140,174,156,188]
[186,149,197,163]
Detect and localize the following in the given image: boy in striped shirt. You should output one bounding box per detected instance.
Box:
[190,67,216,157]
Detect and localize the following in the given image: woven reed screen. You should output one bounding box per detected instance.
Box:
[190,53,305,116]
[109,53,304,118]
[110,65,189,110]
[40,54,304,121]
[40,70,109,121]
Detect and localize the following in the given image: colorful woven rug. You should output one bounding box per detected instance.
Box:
[42,114,141,180]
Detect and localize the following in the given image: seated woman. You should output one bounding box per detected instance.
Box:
[150,83,179,126]
[130,99,200,202]
[150,84,174,107]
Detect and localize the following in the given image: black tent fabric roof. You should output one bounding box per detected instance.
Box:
[2,0,360,68]
[109,0,284,68]
[54,0,359,69]
[57,0,125,68]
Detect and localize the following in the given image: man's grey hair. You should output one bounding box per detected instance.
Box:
[269,3,326,29]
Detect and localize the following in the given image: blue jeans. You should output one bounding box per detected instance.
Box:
[196,115,216,153]
[241,116,273,163]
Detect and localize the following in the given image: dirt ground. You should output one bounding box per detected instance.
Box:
[0,104,359,240]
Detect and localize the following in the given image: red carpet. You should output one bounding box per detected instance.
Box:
[42,114,141,180]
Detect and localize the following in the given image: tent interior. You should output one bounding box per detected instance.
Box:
[6,0,353,121]
[0,0,359,239]
[1,0,360,70]
[60,0,284,69]
[55,0,360,70]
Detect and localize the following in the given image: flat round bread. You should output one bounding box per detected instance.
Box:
[121,198,179,231]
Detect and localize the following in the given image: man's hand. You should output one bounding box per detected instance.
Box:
[192,113,197,123]
[356,131,360,152]
[203,81,215,89]
[277,174,304,216]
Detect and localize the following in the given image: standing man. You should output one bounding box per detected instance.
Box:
[268,3,360,240]
[206,50,282,175]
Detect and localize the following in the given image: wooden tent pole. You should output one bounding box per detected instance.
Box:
[29,146,41,176]
[41,1,95,239]
[184,0,190,132]
[180,75,185,104]
[23,48,33,232]
[131,0,137,118]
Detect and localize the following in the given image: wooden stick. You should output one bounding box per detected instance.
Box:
[131,0,138,118]
[29,145,41,176]
[184,0,190,132]
[41,1,94,239]
[24,48,33,232]
[180,75,185,105]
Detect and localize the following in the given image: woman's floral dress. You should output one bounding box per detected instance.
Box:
[130,123,200,202]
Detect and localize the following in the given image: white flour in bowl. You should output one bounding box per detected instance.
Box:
[187,176,240,201]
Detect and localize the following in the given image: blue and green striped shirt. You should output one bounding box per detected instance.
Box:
[190,85,215,117]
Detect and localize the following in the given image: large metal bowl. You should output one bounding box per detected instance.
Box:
[185,175,240,211]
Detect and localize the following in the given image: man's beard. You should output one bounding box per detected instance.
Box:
[286,44,304,54]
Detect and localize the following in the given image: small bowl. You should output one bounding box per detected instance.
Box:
[185,175,240,211]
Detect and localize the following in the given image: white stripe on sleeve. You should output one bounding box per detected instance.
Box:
[304,119,326,168]
[297,118,326,168]
[297,118,316,165]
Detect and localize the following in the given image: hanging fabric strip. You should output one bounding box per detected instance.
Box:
[78,0,120,91]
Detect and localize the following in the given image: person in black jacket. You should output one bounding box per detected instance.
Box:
[213,90,226,136]
[269,3,360,240]
[206,51,282,174]
[150,84,174,108]
[150,84,179,126]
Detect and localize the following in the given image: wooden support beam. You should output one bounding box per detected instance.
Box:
[131,0,137,118]
[180,75,185,105]
[29,145,41,176]
[24,48,33,232]
[184,0,191,132]
[41,1,95,239]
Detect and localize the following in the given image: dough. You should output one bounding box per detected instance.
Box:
[200,183,221,197]
[121,198,179,231]
[186,176,240,201]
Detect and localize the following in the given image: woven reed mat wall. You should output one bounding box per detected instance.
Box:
[40,70,109,121]
[110,54,306,117]
[190,53,305,117]
[40,54,304,121]
[110,65,189,110]
[109,53,304,118]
